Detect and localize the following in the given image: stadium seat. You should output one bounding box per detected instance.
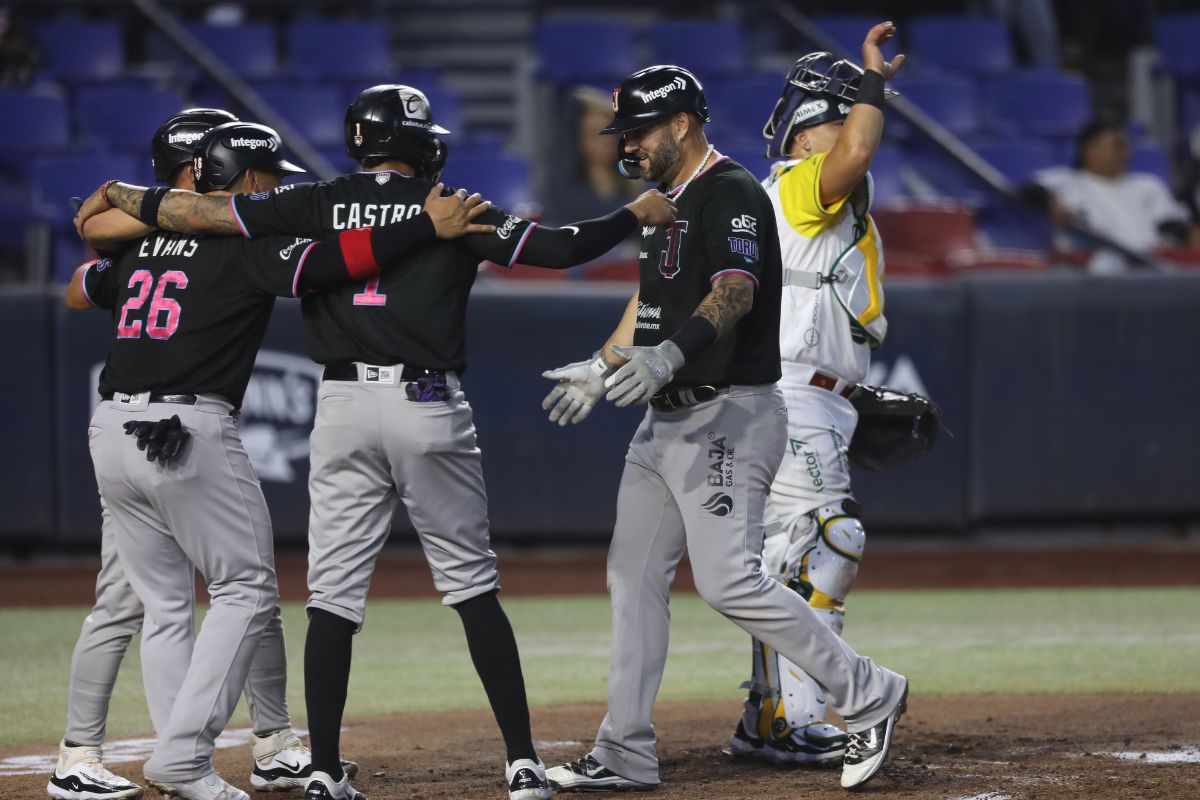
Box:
[809,15,900,60]
[872,202,976,273]
[0,87,70,157]
[988,71,1091,137]
[285,20,393,80]
[704,73,783,148]
[645,19,747,77]
[535,19,637,84]
[185,22,279,80]
[250,84,345,148]
[890,73,980,138]
[907,16,1013,75]
[869,144,905,207]
[969,139,1058,186]
[33,20,124,81]
[30,153,139,229]
[440,153,533,216]
[1153,13,1200,81]
[1129,142,1172,183]
[75,87,186,151]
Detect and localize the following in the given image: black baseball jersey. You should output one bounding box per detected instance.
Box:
[636,157,782,388]
[230,171,535,371]
[83,230,314,408]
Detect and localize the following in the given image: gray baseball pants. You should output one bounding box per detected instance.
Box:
[88,394,278,782]
[589,385,906,784]
[64,501,291,746]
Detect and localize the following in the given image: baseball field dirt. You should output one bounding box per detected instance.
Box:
[2,542,1197,799]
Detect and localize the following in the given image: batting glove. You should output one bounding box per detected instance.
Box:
[603,341,685,407]
[541,352,612,426]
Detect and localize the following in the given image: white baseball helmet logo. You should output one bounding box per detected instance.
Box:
[401,91,429,120]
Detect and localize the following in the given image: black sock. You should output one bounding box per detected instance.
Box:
[305,609,356,782]
[453,590,537,763]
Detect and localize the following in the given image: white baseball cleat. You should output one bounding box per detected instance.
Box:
[840,681,908,789]
[506,758,553,800]
[145,771,248,800]
[545,754,655,792]
[47,741,143,800]
[302,770,365,800]
[250,729,312,791]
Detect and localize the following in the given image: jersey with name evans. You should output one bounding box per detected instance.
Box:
[83,230,313,408]
[636,158,782,389]
[230,172,534,372]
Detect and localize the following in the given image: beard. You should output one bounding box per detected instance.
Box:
[641,133,682,183]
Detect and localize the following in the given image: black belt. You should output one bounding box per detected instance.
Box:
[649,384,730,412]
[102,392,197,405]
[322,363,445,382]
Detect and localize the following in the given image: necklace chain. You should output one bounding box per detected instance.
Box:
[671,144,715,201]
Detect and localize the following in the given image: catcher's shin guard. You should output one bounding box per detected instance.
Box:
[787,502,865,635]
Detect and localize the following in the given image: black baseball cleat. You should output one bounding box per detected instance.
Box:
[545,754,655,792]
[727,720,767,759]
[840,681,908,789]
[304,770,366,800]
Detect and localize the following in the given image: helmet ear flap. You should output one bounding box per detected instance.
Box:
[425,139,448,182]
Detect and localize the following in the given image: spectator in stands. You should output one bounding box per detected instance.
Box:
[0,7,39,86]
[1033,117,1196,273]
[541,87,643,227]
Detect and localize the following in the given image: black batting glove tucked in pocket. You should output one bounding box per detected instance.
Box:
[123,415,191,465]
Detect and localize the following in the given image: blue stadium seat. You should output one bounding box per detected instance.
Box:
[285,20,392,80]
[1153,13,1200,82]
[250,84,346,148]
[0,87,70,157]
[891,73,980,137]
[969,139,1057,186]
[33,20,124,81]
[704,73,783,148]
[988,71,1090,137]
[186,22,279,80]
[645,19,746,77]
[869,144,905,207]
[31,153,139,229]
[535,20,637,84]
[907,16,1013,75]
[809,14,900,60]
[75,87,186,151]
[440,153,533,217]
[1130,142,1172,183]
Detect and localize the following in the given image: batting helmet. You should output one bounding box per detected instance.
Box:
[600,65,709,135]
[763,52,899,160]
[151,108,239,184]
[191,122,304,194]
[344,85,449,179]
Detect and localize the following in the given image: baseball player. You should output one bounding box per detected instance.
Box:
[74,84,676,800]
[538,64,908,793]
[67,121,488,800]
[52,109,321,800]
[726,23,906,768]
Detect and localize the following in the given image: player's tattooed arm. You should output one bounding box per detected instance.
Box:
[107,184,241,235]
[694,273,755,339]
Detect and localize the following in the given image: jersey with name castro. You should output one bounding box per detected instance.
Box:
[230,172,535,372]
[636,157,782,388]
[83,231,313,408]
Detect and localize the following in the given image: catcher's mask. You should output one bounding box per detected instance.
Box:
[345,84,450,181]
[601,64,709,180]
[762,52,899,160]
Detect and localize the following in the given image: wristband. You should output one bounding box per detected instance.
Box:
[590,351,614,377]
[138,187,169,226]
[668,316,718,361]
[100,179,120,207]
[855,69,886,110]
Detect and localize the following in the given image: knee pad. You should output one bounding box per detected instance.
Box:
[788,503,864,634]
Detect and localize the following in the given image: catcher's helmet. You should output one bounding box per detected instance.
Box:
[763,52,899,159]
[344,85,450,179]
[601,65,709,135]
[151,108,238,184]
[192,122,304,193]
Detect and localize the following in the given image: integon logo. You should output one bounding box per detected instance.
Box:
[167,130,205,145]
[229,137,277,151]
[637,76,687,103]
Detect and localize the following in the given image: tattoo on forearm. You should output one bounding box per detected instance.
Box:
[107,184,143,217]
[695,275,754,337]
[110,183,240,235]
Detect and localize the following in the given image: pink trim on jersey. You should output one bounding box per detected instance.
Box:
[79,261,99,307]
[668,155,731,197]
[506,221,538,268]
[229,195,252,239]
[711,267,759,289]
[292,242,319,297]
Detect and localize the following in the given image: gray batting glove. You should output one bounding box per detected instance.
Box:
[541,352,612,426]
[603,341,685,407]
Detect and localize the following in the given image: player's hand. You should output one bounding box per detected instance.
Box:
[603,341,685,407]
[424,183,496,239]
[625,189,677,227]
[74,181,116,240]
[862,21,905,80]
[541,353,612,426]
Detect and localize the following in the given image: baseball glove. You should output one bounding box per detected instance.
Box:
[847,385,948,472]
